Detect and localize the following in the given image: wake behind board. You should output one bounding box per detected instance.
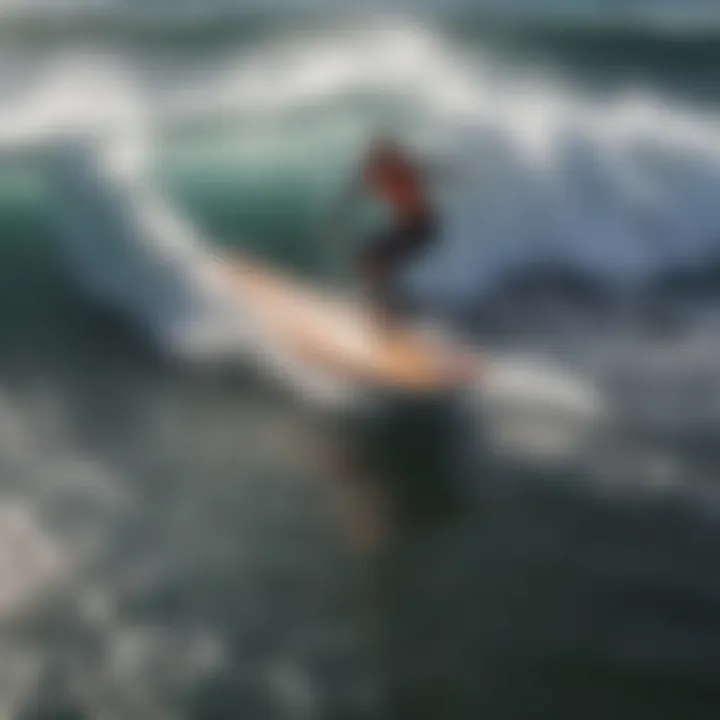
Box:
[214,255,479,394]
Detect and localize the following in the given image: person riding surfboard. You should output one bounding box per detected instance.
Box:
[333,136,439,328]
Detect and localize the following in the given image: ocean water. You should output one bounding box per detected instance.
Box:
[1,6,720,719]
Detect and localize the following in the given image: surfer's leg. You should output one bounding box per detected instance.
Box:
[400,213,437,261]
[359,216,437,326]
[358,230,401,325]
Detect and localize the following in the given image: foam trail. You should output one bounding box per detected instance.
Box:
[49,136,248,354]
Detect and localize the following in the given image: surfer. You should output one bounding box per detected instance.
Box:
[333,136,438,328]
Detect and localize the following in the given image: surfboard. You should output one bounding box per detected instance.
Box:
[214,255,479,393]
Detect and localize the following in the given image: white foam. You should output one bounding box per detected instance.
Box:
[477,354,607,463]
[0,501,69,620]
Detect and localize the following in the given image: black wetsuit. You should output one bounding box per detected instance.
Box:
[358,209,437,316]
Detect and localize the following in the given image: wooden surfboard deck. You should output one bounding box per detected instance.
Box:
[216,255,478,393]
